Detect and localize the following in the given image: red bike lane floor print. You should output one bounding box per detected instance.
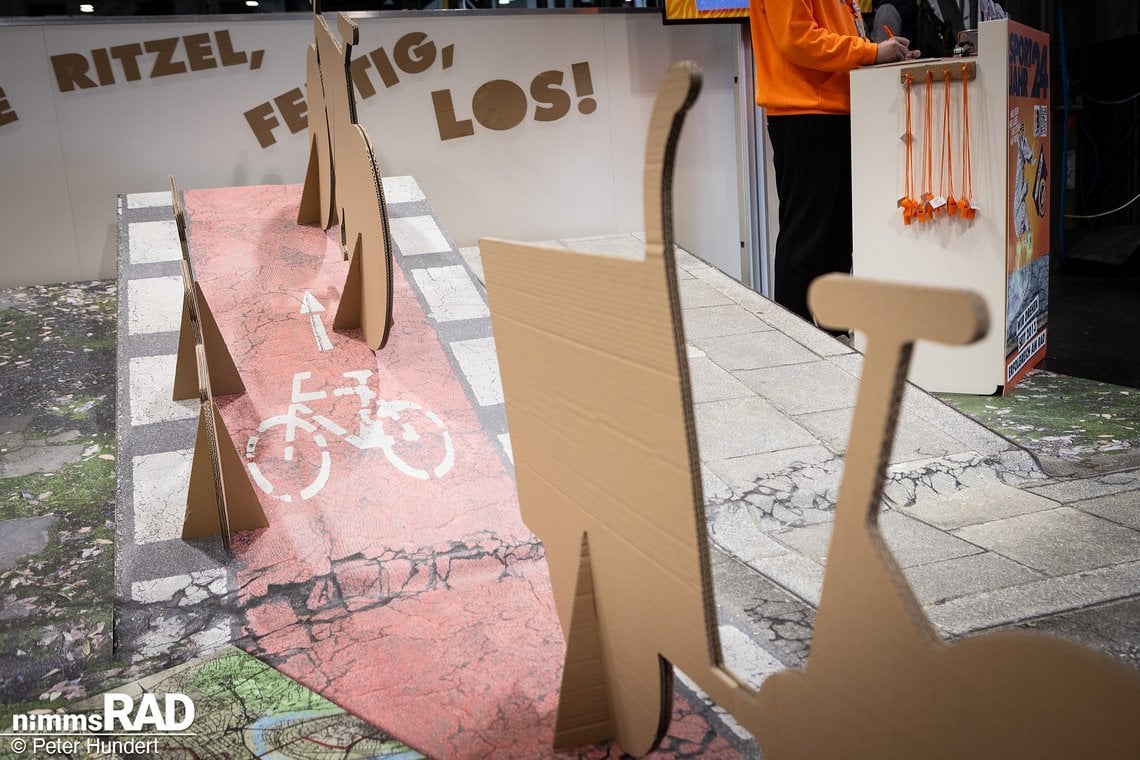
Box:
[177,184,741,758]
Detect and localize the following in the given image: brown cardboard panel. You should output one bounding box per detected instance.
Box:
[481,61,738,757]
[748,274,1140,759]
[170,175,190,258]
[332,234,363,332]
[169,178,245,400]
[482,59,1140,758]
[183,343,232,550]
[297,41,335,228]
[552,534,612,747]
[315,13,394,351]
[193,281,244,396]
[183,343,268,549]
[172,281,198,402]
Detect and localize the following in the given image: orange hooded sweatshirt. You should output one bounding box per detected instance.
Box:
[750,0,879,115]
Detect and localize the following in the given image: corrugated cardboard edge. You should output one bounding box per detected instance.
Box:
[297,38,336,229]
[480,61,711,757]
[315,13,394,351]
[169,177,245,400]
[182,340,268,548]
[481,51,1140,759]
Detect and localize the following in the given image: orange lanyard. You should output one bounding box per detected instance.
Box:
[918,69,935,221]
[899,74,917,225]
[940,70,956,216]
[959,62,976,218]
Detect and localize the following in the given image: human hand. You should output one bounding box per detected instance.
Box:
[875,36,921,64]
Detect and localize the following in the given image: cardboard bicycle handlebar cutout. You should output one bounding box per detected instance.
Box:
[298,2,395,352]
[481,62,1140,758]
[169,177,268,553]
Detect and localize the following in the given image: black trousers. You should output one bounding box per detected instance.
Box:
[767,114,854,325]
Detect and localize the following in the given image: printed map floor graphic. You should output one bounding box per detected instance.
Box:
[68,647,421,760]
[113,182,750,758]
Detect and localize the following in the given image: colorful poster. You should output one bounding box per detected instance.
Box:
[663,0,749,24]
[1004,21,1050,392]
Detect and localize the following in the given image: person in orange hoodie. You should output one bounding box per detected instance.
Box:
[751,0,918,325]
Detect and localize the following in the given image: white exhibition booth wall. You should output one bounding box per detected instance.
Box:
[0,11,747,289]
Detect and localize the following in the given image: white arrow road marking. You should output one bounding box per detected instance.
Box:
[300,291,333,352]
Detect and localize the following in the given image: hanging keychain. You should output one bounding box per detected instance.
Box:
[936,70,955,217]
[898,74,917,225]
[959,63,978,219]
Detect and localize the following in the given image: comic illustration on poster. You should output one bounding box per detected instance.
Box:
[1004,21,1050,391]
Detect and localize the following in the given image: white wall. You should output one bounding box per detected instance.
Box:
[0,12,746,288]
[850,22,1012,394]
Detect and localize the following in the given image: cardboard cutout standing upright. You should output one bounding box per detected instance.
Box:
[482,61,748,755]
[166,178,268,551]
[297,0,336,230]
[169,176,245,401]
[299,9,395,351]
[482,61,1140,758]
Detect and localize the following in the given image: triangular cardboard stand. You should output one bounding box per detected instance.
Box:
[172,283,244,401]
[183,402,268,541]
[553,534,613,748]
[172,295,198,402]
[169,177,245,401]
[481,61,1140,759]
[332,237,363,332]
[183,341,268,551]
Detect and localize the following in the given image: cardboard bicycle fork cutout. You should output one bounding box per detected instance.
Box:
[480,62,1140,758]
[298,2,395,352]
[169,177,269,552]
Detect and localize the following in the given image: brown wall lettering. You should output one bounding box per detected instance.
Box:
[50,30,262,93]
[274,87,308,134]
[531,70,571,122]
[433,61,598,141]
[240,35,597,148]
[91,48,114,86]
[244,102,280,149]
[110,44,145,82]
[184,33,218,71]
[431,89,475,141]
[52,54,97,92]
[145,38,188,78]
[243,31,451,150]
[243,87,308,148]
[0,87,17,126]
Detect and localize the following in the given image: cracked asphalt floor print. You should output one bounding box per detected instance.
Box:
[112,183,754,758]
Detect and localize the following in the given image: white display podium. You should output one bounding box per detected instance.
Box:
[850,19,1051,395]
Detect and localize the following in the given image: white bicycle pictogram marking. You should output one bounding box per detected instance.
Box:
[246,370,455,501]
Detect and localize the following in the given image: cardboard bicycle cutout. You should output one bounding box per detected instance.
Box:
[298,4,395,351]
[481,61,1140,758]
